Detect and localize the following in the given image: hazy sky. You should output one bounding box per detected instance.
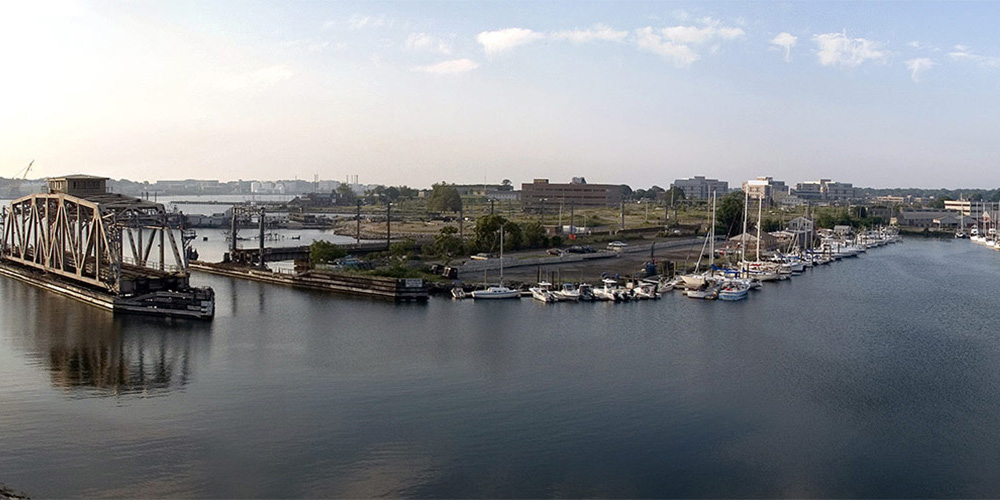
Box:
[2,1,998,189]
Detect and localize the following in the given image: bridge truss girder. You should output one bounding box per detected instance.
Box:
[1,193,186,293]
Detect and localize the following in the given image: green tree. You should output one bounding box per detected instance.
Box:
[521,221,548,249]
[715,191,745,238]
[471,214,521,252]
[433,225,465,257]
[309,240,347,265]
[665,186,686,203]
[761,217,782,232]
[335,184,356,204]
[396,186,418,199]
[389,238,416,258]
[427,182,463,212]
[930,196,953,209]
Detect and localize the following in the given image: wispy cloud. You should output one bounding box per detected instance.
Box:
[348,14,390,30]
[550,24,627,44]
[813,32,888,68]
[905,58,934,82]
[634,27,699,67]
[660,17,745,44]
[405,33,452,54]
[413,58,479,74]
[907,40,939,52]
[770,32,797,62]
[949,45,1000,68]
[476,27,544,55]
[634,18,744,67]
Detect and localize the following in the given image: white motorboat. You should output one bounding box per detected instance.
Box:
[718,280,749,301]
[530,282,558,303]
[471,286,521,299]
[554,283,582,301]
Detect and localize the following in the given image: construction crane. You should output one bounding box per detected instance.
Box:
[6,160,34,198]
[15,159,34,179]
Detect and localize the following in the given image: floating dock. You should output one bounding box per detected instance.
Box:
[190,261,428,302]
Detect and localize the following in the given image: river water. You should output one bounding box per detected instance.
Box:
[3,238,1000,497]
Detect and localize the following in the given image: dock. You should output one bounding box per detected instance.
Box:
[190,261,428,302]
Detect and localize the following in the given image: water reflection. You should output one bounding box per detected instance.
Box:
[46,316,211,396]
[1,278,212,396]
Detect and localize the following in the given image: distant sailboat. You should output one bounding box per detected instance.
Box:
[471,225,520,299]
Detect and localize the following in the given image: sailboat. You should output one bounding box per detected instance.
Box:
[680,191,717,290]
[471,225,521,299]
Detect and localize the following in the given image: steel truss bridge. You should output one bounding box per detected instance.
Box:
[0,192,193,294]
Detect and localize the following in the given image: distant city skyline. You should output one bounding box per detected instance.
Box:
[2,1,999,189]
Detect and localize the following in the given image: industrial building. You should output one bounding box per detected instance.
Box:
[520,178,622,209]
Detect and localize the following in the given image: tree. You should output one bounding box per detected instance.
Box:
[389,238,416,258]
[664,186,686,203]
[427,182,463,212]
[309,240,347,265]
[521,221,548,248]
[396,186,418,199]
[433,225,465,257]
[761,217,782,232]
[470,214,522,252]
[620,184,634,200]
[335,184,356,204]
[930,196,953,209]
[499,179,513,191]
[715,191,745,238]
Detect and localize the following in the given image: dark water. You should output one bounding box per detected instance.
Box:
[3,239,1000,498]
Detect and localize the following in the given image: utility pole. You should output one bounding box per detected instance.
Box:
[490,199,495,215]
[569,202,575,235]
[356,200,361,244]
[386,202,391,250]
[620,199,625,230]
[258,207,266,268]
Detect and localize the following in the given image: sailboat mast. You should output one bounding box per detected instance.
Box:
[499,225,504,286]
[756,193,763,261]
[710,191,716,269]
[741,189,749,274]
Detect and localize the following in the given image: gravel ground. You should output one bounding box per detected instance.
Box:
[458,238,707,285]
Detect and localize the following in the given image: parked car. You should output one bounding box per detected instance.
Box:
[607,241,628,251]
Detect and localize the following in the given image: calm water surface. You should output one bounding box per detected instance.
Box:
[3,239,1000,498]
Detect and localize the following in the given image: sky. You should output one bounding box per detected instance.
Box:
[1,0,999,189]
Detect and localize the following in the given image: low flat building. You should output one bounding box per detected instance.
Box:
[894,210,956,228]
[521,178,621,209]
